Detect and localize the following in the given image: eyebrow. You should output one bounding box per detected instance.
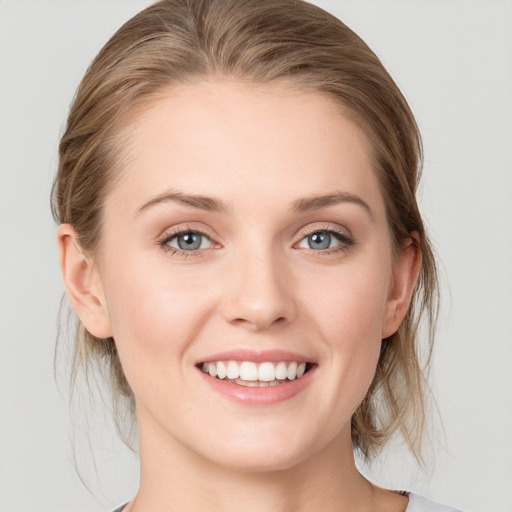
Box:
[292,191,375,220]
[136,189,374,219]
[136,191,231,216]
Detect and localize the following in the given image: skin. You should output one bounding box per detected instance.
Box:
[58,80,418,512]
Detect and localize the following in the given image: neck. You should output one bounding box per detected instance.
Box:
[129,410,382,512]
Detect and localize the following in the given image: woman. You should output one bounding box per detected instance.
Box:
[53,0,461,510]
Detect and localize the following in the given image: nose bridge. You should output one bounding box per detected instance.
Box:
[221,237,296,330]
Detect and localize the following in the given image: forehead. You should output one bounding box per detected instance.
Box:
[110,80,384,217]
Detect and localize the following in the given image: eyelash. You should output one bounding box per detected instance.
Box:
[294,226,355,256]
[157,225,355,258]
[158,226,215,258]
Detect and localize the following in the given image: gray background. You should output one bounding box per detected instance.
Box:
[1,1,511,511]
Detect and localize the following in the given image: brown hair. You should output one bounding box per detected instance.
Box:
[52,0,438,459]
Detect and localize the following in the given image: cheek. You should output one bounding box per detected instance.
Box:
[297,253,391,402]
[100,256,216,385]
[302,256,391,344]
[315,284,385,378]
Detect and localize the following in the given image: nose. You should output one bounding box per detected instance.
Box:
[220,248,297,331]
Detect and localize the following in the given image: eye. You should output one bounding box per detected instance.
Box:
[300,231,335,250]
[296,229,353,252]
[163,231,213,251]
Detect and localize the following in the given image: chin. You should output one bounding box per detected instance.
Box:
[207,446,311,474]
[188,425,322,474]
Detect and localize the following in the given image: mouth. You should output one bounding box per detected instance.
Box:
[198,360,315,387]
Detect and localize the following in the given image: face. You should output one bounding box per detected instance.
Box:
[64,80,416,472]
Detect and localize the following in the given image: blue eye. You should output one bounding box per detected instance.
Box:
[164,232,212,251]
[306,232,333,250]
[297,230,352,251]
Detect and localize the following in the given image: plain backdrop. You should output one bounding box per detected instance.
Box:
[1,1,511,511]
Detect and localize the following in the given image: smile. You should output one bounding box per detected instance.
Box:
[199,360,313,387]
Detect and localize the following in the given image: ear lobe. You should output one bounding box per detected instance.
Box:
[57,224,113,339]
[381,238,421,339]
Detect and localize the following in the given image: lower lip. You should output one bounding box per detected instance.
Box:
[197,366,316,405]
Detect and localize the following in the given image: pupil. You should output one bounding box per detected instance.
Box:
[309,232,331,250]
[178,233,201,250]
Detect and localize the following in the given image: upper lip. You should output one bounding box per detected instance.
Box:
[197,349,315,364]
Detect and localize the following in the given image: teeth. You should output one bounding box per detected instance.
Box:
[287,362,297,381]
[200,360,310,385]
[226,361,239,380]
[239,361,258,381]
[235,379,259,387]
[216,361,227,380]
[258,362,275,382]
[208,362,217,378]
[275,362,287,380]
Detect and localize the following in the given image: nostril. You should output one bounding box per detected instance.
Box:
[220,280,297,330]
[228,314,289,331]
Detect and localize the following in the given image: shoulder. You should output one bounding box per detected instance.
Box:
[405,493,464,512]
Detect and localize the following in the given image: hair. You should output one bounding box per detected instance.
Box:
[52,0,438,460]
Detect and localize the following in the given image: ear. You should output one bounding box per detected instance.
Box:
[57,224,113,339]
[381,236,421,339]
